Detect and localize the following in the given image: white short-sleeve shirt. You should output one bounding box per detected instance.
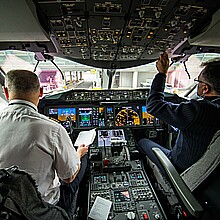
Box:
[0,99,80,204]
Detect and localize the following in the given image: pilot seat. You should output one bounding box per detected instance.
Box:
[145,130,220,220]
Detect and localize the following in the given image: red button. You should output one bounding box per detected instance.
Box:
[103,158,109,166]
[143,213,149,220]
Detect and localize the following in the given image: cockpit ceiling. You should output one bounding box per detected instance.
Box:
[0,0,220,69]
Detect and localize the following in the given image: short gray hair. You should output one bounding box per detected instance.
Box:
[5,70,40,93]
[200,59,220,94]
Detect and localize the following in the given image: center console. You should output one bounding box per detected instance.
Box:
[88,128,167,220]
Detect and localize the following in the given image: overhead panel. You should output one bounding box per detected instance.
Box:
[0,0,220,68]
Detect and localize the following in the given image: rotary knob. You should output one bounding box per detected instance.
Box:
[127,211,136,220]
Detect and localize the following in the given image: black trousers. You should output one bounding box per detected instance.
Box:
[57,154,89,217]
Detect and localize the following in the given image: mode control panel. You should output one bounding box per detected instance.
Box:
[65,89,149,102]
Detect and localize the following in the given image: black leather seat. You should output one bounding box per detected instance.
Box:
[150,130,220,220]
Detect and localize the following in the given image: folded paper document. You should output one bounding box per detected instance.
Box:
[74,128,96,147]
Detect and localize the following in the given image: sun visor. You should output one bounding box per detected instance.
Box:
[0,0,49,42]
[188,9,220,47]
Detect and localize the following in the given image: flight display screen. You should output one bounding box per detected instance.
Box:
[48,107,77,127]
[78,107,92,127]
[78,107,106,127]
[142,106,160,126]
[114,106,140,126]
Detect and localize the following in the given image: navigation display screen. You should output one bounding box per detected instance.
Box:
[78,107,106,127]
[114,106,140,126]
[142,106,160,126]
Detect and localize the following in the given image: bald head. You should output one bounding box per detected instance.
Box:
[4,70,42,105]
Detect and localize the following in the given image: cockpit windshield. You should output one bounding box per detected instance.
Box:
[0,50,220,97]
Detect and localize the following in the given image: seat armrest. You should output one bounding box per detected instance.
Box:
[152,147,203,217]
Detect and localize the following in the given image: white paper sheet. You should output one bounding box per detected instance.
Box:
[88,196,112,220]
[74,128,96,146]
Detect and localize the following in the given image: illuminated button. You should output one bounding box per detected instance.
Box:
[154,213,161,219]
[143,213,149,220]
[103,158,109,166]
[182,211,187,218]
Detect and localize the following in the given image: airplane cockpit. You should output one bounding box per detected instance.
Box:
[38,87,183,220]
[0,0,220,220]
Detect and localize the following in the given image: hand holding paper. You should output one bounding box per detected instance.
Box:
[77,144,88,158]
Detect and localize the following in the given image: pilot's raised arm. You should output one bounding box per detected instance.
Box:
[146,52,195,130]
[137,53,220,173]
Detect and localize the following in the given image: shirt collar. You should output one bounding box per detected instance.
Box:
[9,99,38,111]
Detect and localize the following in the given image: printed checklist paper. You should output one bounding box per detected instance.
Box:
[74,128,96,147]
[88,196,112,220]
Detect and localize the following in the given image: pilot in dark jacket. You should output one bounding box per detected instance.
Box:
[137,52,220,173]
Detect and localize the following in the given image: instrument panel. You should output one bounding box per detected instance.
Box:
[41,88,182,130]
[46,104,161,129]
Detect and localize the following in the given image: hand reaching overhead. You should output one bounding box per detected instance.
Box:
[156,52,170,75]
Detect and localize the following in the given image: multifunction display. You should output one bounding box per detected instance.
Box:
[98,129,125,147]
[48,107,77,128]
[115,106,140,126]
